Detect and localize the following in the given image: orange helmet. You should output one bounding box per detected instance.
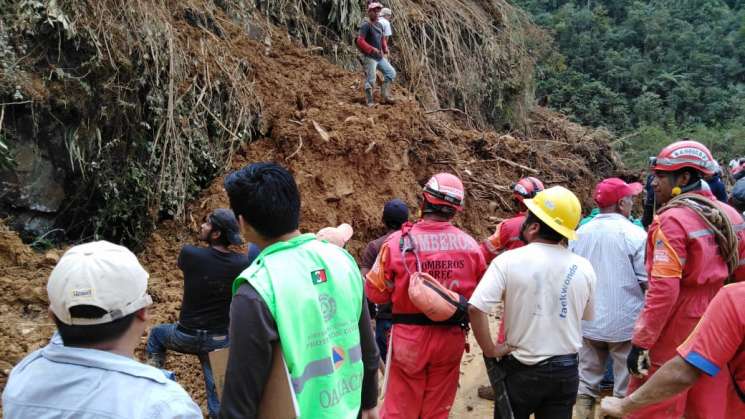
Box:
[422,173,465,211]
[512,177,545,203]
[651,140,717,176]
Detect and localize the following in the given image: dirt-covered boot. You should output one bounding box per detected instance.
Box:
[381,81,395,104]
[477,384,496,401]
[365,88,374,107]
[573,394,596,419]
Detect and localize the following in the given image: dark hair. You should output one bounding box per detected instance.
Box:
[54,305,136,347]
[384,218,404,230]
[524,211,565,243]
[205,215,232,247]
[671,167,702,187]
[224,162,300,239]
[422,201,456,218]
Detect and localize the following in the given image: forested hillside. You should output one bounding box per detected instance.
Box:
[513,0,745,167]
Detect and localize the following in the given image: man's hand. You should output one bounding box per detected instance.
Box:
[627,345,650,378]
[361,406,380,419]
[600,396,628,417]
[482,342,514,359]
[371,48,382,58]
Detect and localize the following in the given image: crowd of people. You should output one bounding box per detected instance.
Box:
[3,137,745,419]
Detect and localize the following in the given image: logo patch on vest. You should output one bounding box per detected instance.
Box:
[319,293,337,321]
[332,346,345,369]
[311,269,328,285]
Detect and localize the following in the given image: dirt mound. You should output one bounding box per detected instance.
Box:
[0,5,619,416]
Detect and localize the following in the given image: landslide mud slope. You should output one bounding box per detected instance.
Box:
[0,7,618,416]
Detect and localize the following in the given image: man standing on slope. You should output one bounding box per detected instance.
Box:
[218,163,380,419]
[356,2,396,106]
[366,173,486,419]
[625,139,745,419]
[359,199,409,363]
[469,186,596,419]
[569,178,647,418]
[480,176,544,264]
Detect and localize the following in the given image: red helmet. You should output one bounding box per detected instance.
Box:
[512,177,544,203]
[423,173,465,211]
[651,140,717,176]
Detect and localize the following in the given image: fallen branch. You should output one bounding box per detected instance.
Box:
[474,156,539,174]
[286,135,303,161]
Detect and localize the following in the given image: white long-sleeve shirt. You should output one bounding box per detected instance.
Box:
[569,212,647,342]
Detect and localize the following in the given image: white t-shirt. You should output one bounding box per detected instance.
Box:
[469,242,596,365]
[379,17,392,37]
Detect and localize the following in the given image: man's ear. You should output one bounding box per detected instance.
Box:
[211,229,222,241]
[677,171,692,187]
[135,307,149,322]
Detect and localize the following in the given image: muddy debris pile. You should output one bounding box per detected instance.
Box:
[0,1,620,414]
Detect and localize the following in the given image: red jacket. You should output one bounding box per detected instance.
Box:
[632,191,745,358]
[480,213,526,264]
[365,219,486,315]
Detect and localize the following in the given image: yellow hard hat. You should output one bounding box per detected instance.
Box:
[523,186,582,241]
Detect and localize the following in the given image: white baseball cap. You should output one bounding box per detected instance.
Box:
[47,241,152,325]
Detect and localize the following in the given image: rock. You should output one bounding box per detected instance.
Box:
[0,143,66,213]
[42,250,60,266]
[488,201,498,212]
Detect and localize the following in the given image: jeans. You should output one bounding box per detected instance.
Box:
[364,56,396,90]
[146,323,229,418]
[375,319,392,361]
[502,355,580,419]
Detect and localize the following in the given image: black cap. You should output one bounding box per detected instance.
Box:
[383,199,409,225]
[209,208,243,245]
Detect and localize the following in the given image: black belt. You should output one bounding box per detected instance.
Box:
[506,353,578,368]
[391,313,464,327]
[177,323,228,336]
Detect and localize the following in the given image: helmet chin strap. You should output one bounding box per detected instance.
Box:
[672,180,702,197]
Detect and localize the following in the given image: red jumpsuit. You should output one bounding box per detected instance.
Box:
[480,213,526,343]
[627,191,745,418]
[480,213,526,264]
[366,219,486,419]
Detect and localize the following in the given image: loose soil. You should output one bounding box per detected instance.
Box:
[0,8,621,417]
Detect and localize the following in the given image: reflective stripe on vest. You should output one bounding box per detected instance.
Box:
[234,234,364,417]
[687,223,745,239]
[291,344,362,393]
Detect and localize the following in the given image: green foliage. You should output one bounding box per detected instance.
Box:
[615,119,745,169]
[513,0,745,166]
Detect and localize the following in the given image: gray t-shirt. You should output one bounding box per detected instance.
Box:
[359,20,384,53]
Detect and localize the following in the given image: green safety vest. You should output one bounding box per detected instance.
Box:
[232,234,364,418]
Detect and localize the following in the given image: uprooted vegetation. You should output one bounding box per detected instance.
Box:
[254,0,544,128]
[0,0,545,248]
[1,0,260,247]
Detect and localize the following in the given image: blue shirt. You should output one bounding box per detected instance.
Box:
[3,339,202,419]
[569,213,648,342]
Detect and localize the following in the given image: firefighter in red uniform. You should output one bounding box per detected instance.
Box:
[626,139,745,418]
[365,173,487,419]
[480,176,544,264]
